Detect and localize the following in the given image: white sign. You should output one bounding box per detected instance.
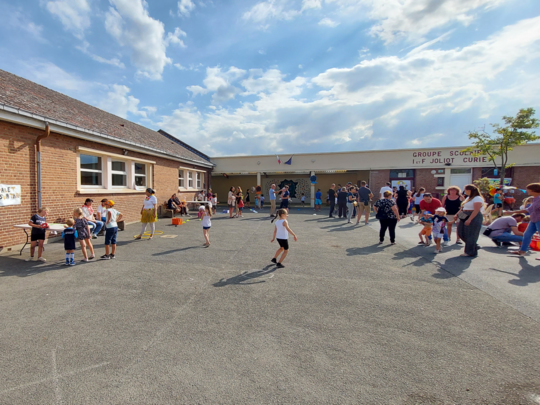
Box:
[0,185,22,206]
[392,180,412,190]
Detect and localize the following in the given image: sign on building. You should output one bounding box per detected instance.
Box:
[0,185,22,206]
[392,180,412,190]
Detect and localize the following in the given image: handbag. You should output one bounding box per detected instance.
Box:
[483,228,493,237]
[457,211,470,221]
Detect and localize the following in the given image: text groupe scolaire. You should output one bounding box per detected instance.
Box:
[411,150,488,165]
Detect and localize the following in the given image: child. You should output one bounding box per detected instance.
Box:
[315,189,322,211]
[202,205,212,247]
[26,207,49,262]
[270,209,298,268]
[62,218,78,266]
[493,188,503,217]
[211,193,217,215]
[518,216,530,233]
[301,193,306,207]
[238,197,245,217]
[432,207,449,253]
[198,205,205,219]
[102,200,123,260]
[73,207,95,262]
[418,211,433,246]
[260,194,265,209]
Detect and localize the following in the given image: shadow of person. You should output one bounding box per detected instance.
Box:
[431,255,476,279]
[391,250,430,268]
[213,265,277,287]
[346,244,390,256]
[151,246,202,256]
[489,257,540,287]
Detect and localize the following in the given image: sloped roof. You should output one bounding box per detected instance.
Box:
[0,69,212,165]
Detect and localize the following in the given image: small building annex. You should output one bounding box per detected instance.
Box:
[0,69,214,249]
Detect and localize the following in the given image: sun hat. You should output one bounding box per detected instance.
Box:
[199,206,205,210]
[435,207,446,212]
[107,200,115,206]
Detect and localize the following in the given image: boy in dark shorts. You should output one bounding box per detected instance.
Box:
[26,207,49,262]
[62,218,78,266]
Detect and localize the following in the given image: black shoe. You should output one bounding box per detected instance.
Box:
[491,239,502,247]
[276,263,285,268]
[100,254,110,260]
[271,258,277,264]
[110,254,115,259]
[502,242,515,246]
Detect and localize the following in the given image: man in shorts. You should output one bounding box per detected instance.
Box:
[356,181,373,225]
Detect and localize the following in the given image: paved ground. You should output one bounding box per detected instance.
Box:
[1,206,540,404]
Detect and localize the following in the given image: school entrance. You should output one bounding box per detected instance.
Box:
[449,168,472,191]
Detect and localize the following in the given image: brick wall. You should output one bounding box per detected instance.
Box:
[369,170,390,198]
[415,169,439,195]
[0,121,210,249]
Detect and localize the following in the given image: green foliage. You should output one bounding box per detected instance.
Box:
[473,178,492,199]
[463,108,539,185]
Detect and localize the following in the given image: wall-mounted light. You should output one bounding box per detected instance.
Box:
[444,162,452,166]
[122,149,128,156]
[311,159,315,163]
[431,170,436,174]
[257,161,261,165]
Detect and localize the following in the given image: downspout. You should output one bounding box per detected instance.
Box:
[36,123,50,208]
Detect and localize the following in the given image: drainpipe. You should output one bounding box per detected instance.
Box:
[36,123,50,208]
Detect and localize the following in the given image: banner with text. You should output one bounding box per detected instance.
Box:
[0,185,22,206]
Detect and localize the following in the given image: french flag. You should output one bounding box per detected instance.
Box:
[276,155,281,165]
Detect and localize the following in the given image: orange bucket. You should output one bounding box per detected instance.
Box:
[531,235,540,251]
[172,218,182,226]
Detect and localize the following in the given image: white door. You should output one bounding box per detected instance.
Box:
[449,174,472,191]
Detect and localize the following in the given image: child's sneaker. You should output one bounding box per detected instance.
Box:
[100,254,110,260]
[37,257,46,262]
[64,260,70,266]
[109,254,115,259]
[271,258,277,264]
[276,263,285,268]
[69,260,76,266]
[25,257,35,262]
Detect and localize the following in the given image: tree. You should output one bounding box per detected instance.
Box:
[463,108,539,186]
[473,178,492,200]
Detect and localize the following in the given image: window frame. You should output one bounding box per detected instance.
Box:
[77,148,154,193]
[79,154,104,189]
[179,169,185,188]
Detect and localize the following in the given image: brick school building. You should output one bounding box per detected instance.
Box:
[0,70,213,249]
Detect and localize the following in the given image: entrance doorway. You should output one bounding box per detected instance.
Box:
[449,168,472,191]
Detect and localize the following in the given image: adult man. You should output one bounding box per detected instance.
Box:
[356,181,373,225]
[328,184,336,218]
[379,182,392,199]
[81,198,103,239]
[486,213,525,247]
[280,185,290,212]
[168,194,181,214]
[269,184,277,217]
[337,187,348,219]
[419,193,449,245]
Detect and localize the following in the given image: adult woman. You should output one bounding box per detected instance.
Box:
[227,187,236,218]
[135,188,158,240]
[456,184,484,257]
[395,186,409,219]
[507,183,540,258]
[374,190,400,244]
[235,187,243,217]
[346,186,358,224]
[412,187,425,222]
[442,186,465,244]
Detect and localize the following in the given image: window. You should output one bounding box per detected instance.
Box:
[134,163,146,188]
[481,167,512,178]
[390,169,414,178]
[188,171,194,188]
[77,148,154,193]
[196,172,202,188]
[111,161,127,187]
[451,168,472,174]
[80,154,103,187]
[179,170,185,188]
[437,177,445,187]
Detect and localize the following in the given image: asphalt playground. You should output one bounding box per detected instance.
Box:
[1,206,540,404]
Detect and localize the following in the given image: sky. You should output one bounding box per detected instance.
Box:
[0,0,539,157]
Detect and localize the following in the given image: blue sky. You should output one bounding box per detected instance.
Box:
[0,0,539,156]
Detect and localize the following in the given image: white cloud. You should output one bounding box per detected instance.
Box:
[105,0,178,80]
[76,41,125,68]
[21,61,96,92]
[159,17,540,156]
[4,7,46,42]
[166,27,187,47]
[188,66,247,103]
[301,0,322,10]
[318,17,340,27]
[98,84,148,119]
[43,0,91,39]
[177,0,196,17]
[242,0,300,24]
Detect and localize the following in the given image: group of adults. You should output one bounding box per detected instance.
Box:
[327,180,540,259]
